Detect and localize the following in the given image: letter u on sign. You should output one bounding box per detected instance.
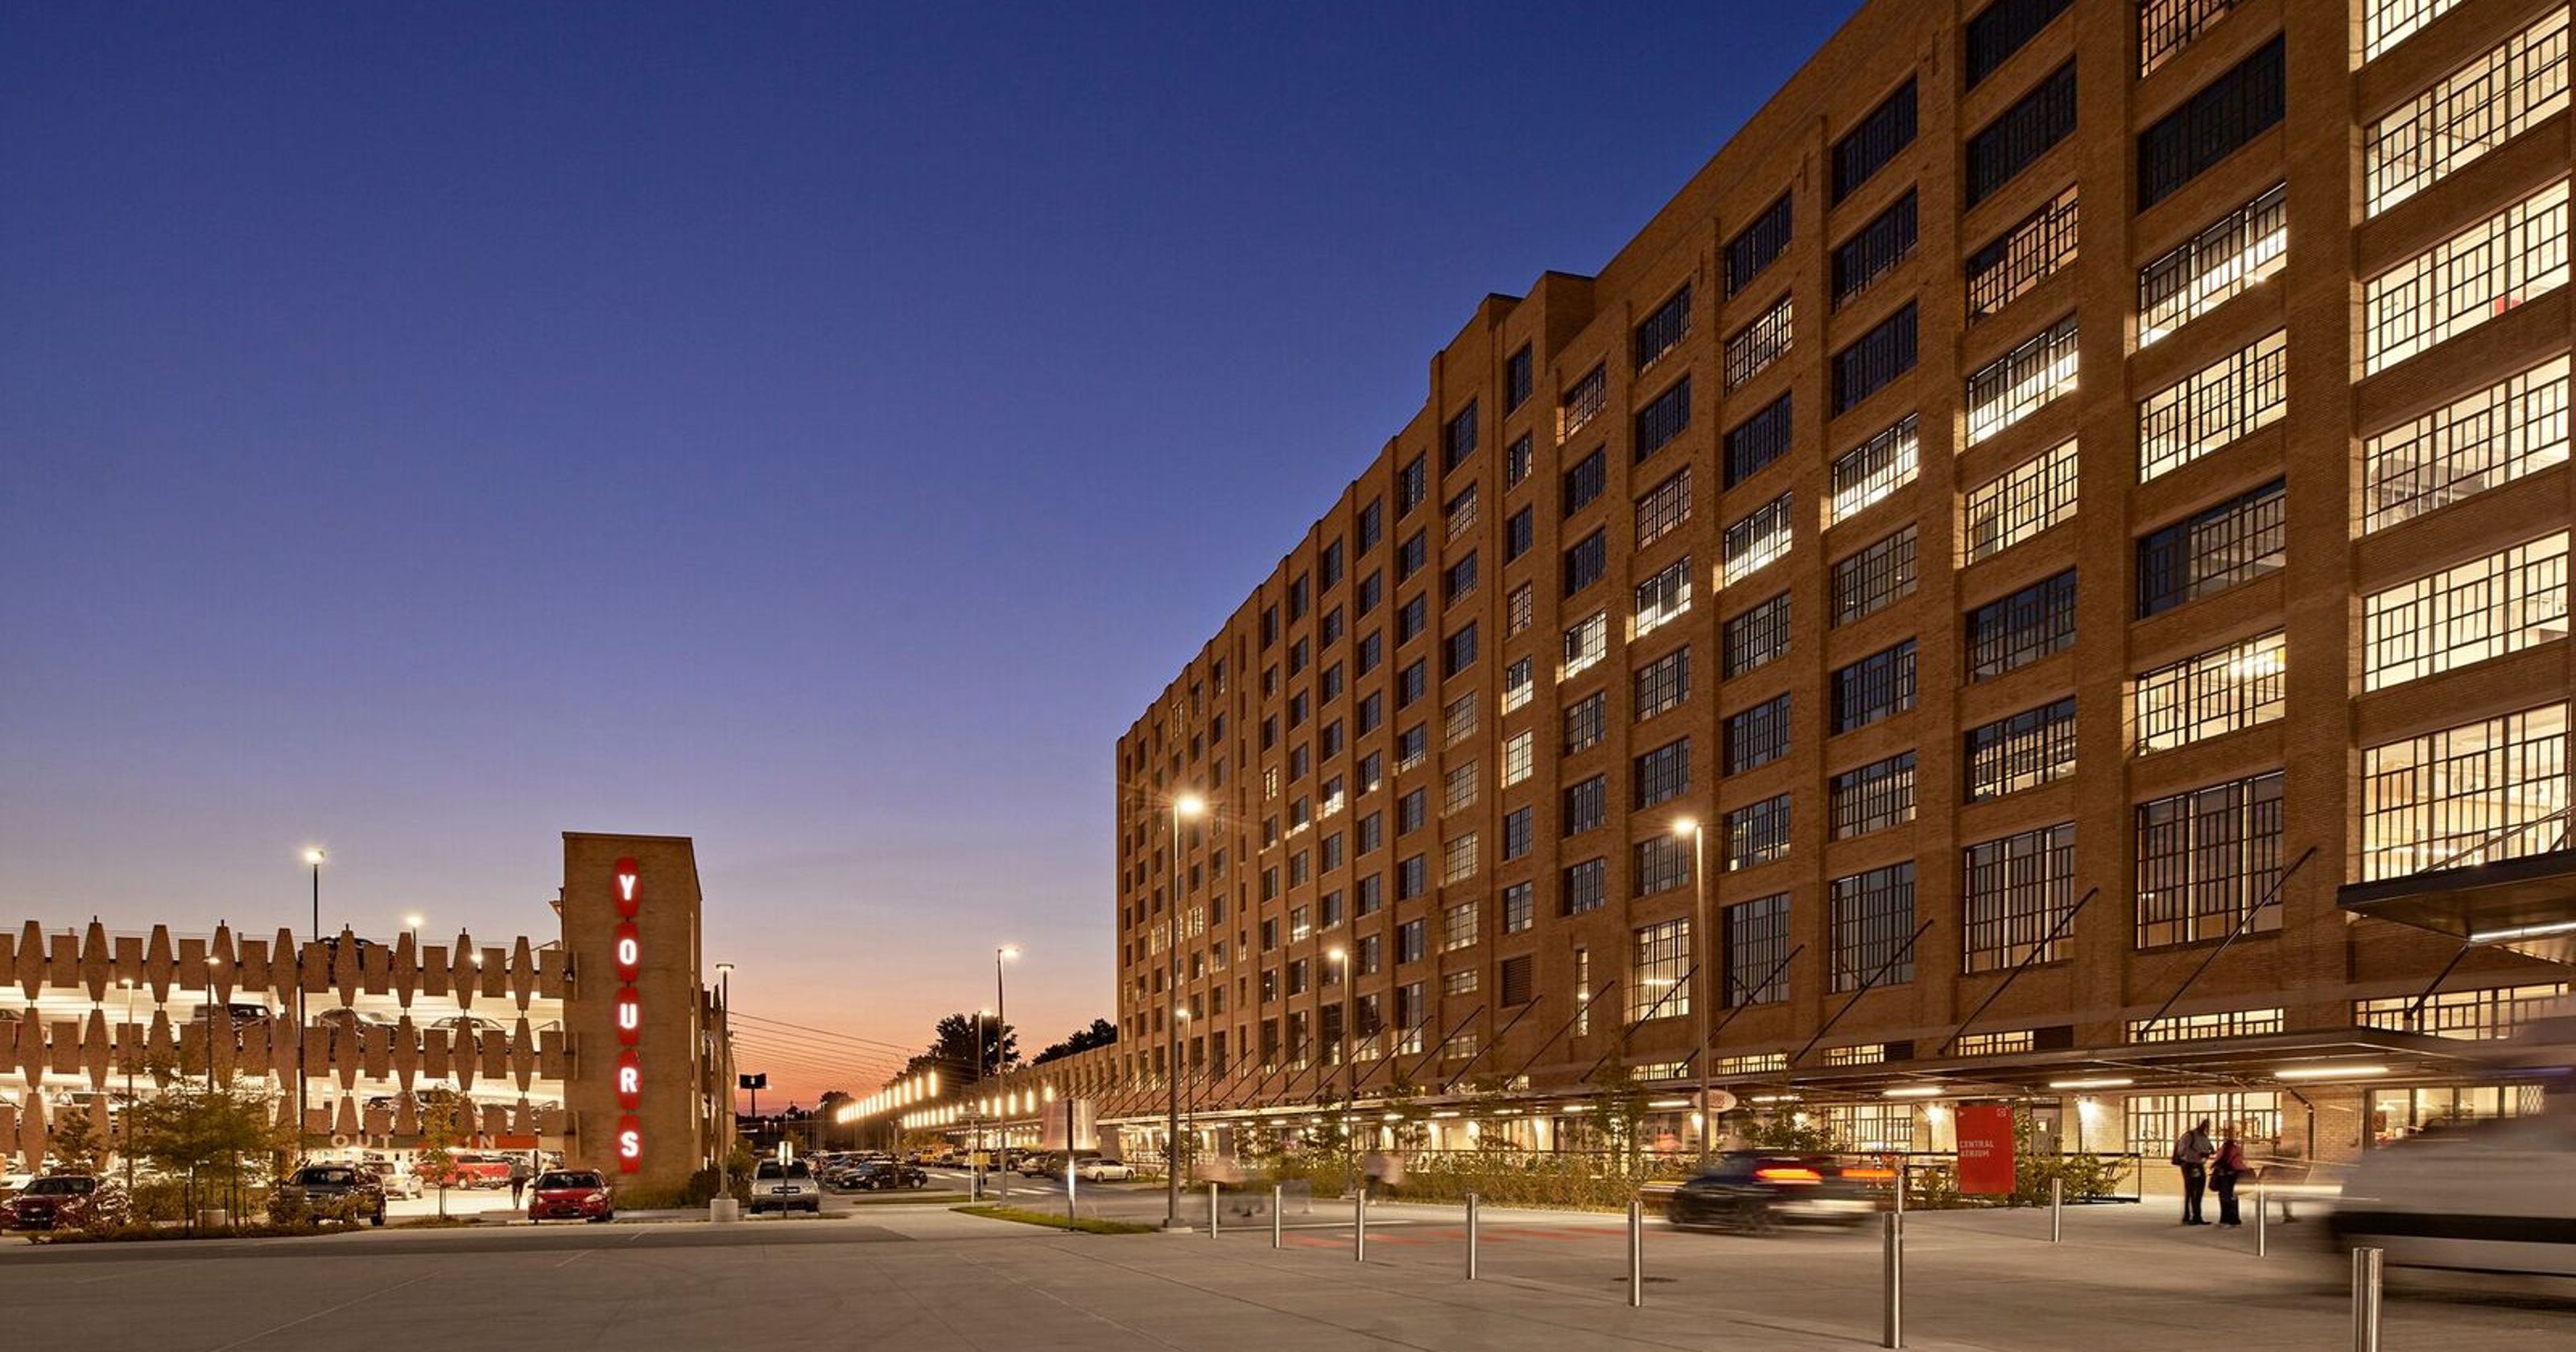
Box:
[616,991,642,1045]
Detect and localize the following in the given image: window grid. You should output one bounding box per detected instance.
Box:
[1724,894,1790,1007]
[2139,183,2286,346]
[1442,833,1480,885]
[1967,570,2079,680]
[1724,593,1792,678]
[2362,356,2570,534]
[1832,641,1918,732]
[2136,479,2286,616]
[2364,10,2568,218]
[2135,771,2285,948]
[1727,793,1794,870]
[1833,526,1919,627]
[2363,179,2570,375]
[1966,315,2079,446]
[1637,284,1695,371]
[2138,329,2286,481]
[1563,776,1608,836]
[1635,646,1691,721]
[1634,738,1690,809]
[1636,834,1693,896]
[1725,295,1794,390]
[1829,414,1922,530]
[1446,484,1480,541]
[1833,191,1918,307]
[1726,199,1794,297]
[1961,439,2078,565]
[1963,822,2078,972]
[1723,493,1795,584]
[1832,80,1918,203]
[2366,0,2468,64]
[1636,468,1693,549]
[1831,863,1917,991]
[1967,62,2078,206]
[1724,394,1793,487]
[1966,184,2079,324]
[1501,657,1534,715]
[1726,694,1793,773]
[2137,36,2285,208]
[1633,555,1694,639]
[1562,612,1608,681]
[1968,0,2073,87]
[2364,533,2570,690]
[1565,690,1608,756]
[1563,857,1608,915]
[1634,377,1692,462]
[1830,752,1917,840]
[1831,302,1918,414]
[1629,919,1693,1023]
[2362,705,2570,880]
[1502,732,1534,786]
[1559,365,1608,442]
[2134,630,2286,753]
[2140,0,2245,79]
[2355,983,2572,1039]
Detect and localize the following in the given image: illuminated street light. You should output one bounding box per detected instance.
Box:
[1674,816,1710,1166]
[1163,791,1206,1231]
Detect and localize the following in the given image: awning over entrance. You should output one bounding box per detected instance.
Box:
[2338,847,2576,966]
[1788,1028,2500,1102]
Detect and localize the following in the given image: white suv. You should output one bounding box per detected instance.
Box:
[749,1160,822,1215]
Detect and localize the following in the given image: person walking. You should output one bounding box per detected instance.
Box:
[2211,1124,2248,1227]
[2171,1119,2215,1225]
[508,1152,532,1207]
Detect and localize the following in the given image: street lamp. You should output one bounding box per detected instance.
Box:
[1174,1008,1195,1181]
[714,962,734,1195]
[1674,818,1711,1166]
[996,945,1019,1193]
[1326,945,1351,1188]
[119,978,138,1193]
[296,847,325,1161]
[1163,791,1205,1230]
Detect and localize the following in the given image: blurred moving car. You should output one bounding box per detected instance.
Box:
[749,1159,822,1214]
[527,1169,615,1222]
[1663,1152,1876,1232]
[2330,1111,2576,1277]
[0,1176,128,1231]
[1075,1158,1136,1182]
[272,1164,388,1226]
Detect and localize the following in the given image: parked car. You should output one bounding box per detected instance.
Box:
[0,1175,127,1231]
[271,1164,388,1226]
[2330,1112,2576,1277]
[1663,1152,1876,1233]
[361,1159,421,1200]
[0,1170,35,1200]
[749,1159,822,1214]
[447,1152,516,1189]
[1075,1158,1136,1182]
[527,1169,615,1223]
[853,1160,927,1191]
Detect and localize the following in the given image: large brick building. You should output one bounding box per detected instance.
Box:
[1104,0,2573,1166]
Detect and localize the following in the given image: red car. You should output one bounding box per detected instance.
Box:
[527,1169,614,1222]
[1,1176,129,1231]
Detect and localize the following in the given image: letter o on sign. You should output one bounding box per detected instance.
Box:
[616,991,642,1046]
[613,857,642,919]
[617,1115,643,1172]
[613,922,642,984]
[616,1049,643,1111]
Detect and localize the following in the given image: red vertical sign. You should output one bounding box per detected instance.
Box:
[1954,1103,2017,1195]
[613,858,642,1172]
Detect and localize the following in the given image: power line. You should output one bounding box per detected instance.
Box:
[728,1009,923,1054]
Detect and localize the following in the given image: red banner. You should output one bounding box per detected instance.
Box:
[1955,1103,2017,1195]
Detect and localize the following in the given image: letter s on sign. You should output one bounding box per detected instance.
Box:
[617,1115,642,1172]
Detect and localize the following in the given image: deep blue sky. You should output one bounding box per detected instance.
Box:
[2,2,1860,1098]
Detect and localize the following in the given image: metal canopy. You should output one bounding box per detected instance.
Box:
[1734,1028,2494,1103]
[2338,847,2576,966]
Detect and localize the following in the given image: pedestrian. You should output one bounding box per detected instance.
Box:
[2170,1118,2214,1225]
[509,1152,532,1206]
[2211,1124,2248,1227]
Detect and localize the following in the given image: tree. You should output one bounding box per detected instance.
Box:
[907,1012,1017,1080]
[413,1087,468,1218]
[49,1103,109,1173]
[1032,1017,1118,1065]
[126,1069,291,1227]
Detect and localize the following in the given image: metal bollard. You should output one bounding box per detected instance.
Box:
[2256,1184,2267,1258]
[1882,1210,1905,1349]
[1066,1161,1077,1222]
[1209,1182,1220,1238]
[2351,1247,2384,1352]
[1271,1184,1282,1248]
[1465,1193,1480,1281]
[2050,1177,2062,1243]
[1626,1199,1644,1308]
[1354,1185,1367,1262]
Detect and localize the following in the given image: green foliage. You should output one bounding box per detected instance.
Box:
[412,1087,467,1217]
[1738,1112,1841,1153]
[123,1067,293,1223]
[48,1106,110,1173]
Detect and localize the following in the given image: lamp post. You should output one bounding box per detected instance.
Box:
[119,978,137,1193]
[714,962,734,1197]
[1174,1008,1194,1181]
[1163,792,1206,1230]
[1675,818,1711,1165]
[1326,945,1351,1189]
[996,945,1019,1188]
[296,847,324,1160]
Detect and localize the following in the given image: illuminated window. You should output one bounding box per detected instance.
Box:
[2138,329,2285,481]
[2139,0,2244,79]
[2362,356,2570,534]
[1962,439,2077,565]
[1724,592,1791,676]
[2136,480,2285,615]
[1727,793,1792,870]
[2136,771,2283,947]
[2128,1008,2282,1043]
[2365,0,2467,64]
[1723,493,1794,583]
[1830,863,1915,991]
[1636,833,1692,895]
[2138,183,2285,346]
[1501,731,1534,786]
[2363,180,2568,375]
[2364,534,2568,690]
[1501,657,1533,715]
[1561,612,1608,680]
[1634,645,1690,721]
[1726,694,1792,773]
[1831,752,1915,840]
[1724,894,1790,1007]
[1966,315,2078,446]
[1963,822,2078,972]
[1831,526,1918,628]
[2133,630,2285,753]
[1635,468,1692,549]
[1560,365,1608,442]
[1506,580,1534,636]
[1966,570,2078,679]
[1445,484,1480,541]
[1628,919,1692,1022]
[2355,983,2571,1039]
[2365,10,2567,217]
[1724,295,1794,390]
[2362,705,2570,881]
[1827,415,1918,527]
[1442,901,1480,953]
[1441,833,1480,885]
[1966,184,2078,325]
[1633,556,1692,638]
[1955,1029,2037,1056]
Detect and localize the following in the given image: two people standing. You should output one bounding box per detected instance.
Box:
[2170,1119,2249,1226]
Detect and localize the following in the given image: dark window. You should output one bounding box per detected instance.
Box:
[1633,377,1691,462]
[1562,857,1608,914]
[1397,854,1427,900]
[2141,0,2252,79]
[1442,623,1479,678]
[1397,531,1426,579]
[1636,284,1694,369]
[1359,499,1383,551]
[1563,775,1608,835]
[2137,35,2285,209]
[1832,302,1917,414]
[1831,526,1919,627]
[1443,551,1478,604]
[2136,480,2286,616]
[1832,641,1918,732]
[1563,529,1608,596]
[1830,752,1917,839]
[1501,954,1535,1005]
[1724,592,1793,677]
[1506,507,1535,561]
[1442,400,1480,473]
[1399,455,1429,514]
[1725,196,1794,296]
[1506,344,1534,410]
[1633,738,1690,808]
[1503,806,1534,859]
[1833,80,1918,204]
[2135,770,2284,946]
[1724,894,1790,1006]
[1397,593,1428,643]
[1966,696,2079,801]
[1966,62,2077,206]
[1725,693,1793,773]
[1830,861,1917,991]
[1966,0,2073,88]
[1563,449,1608,516]
[1726,793,1793,870]
[1963,821,2078,971]
[1832,191,1918,307]
[1966,185,2080,323]
[1565,690,1608,754]
[1635,645,1691,719]
[1723,394,1793,487]
[1967,570,2079,679]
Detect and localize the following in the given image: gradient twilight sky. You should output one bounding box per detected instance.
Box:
[2,1,1860,1103]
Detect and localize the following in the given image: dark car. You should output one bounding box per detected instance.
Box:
[528,1169,615,1223]
[271,1164,387,1226]
[0,1176,128,1231]
[852,1160,926,1191]
[1663,1152,1876,1233]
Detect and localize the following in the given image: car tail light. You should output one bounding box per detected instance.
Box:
[1842,1166,1895,1182]
[1753,1167,1823,1184]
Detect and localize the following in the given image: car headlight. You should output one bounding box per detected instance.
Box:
[587,1191,609,1202]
